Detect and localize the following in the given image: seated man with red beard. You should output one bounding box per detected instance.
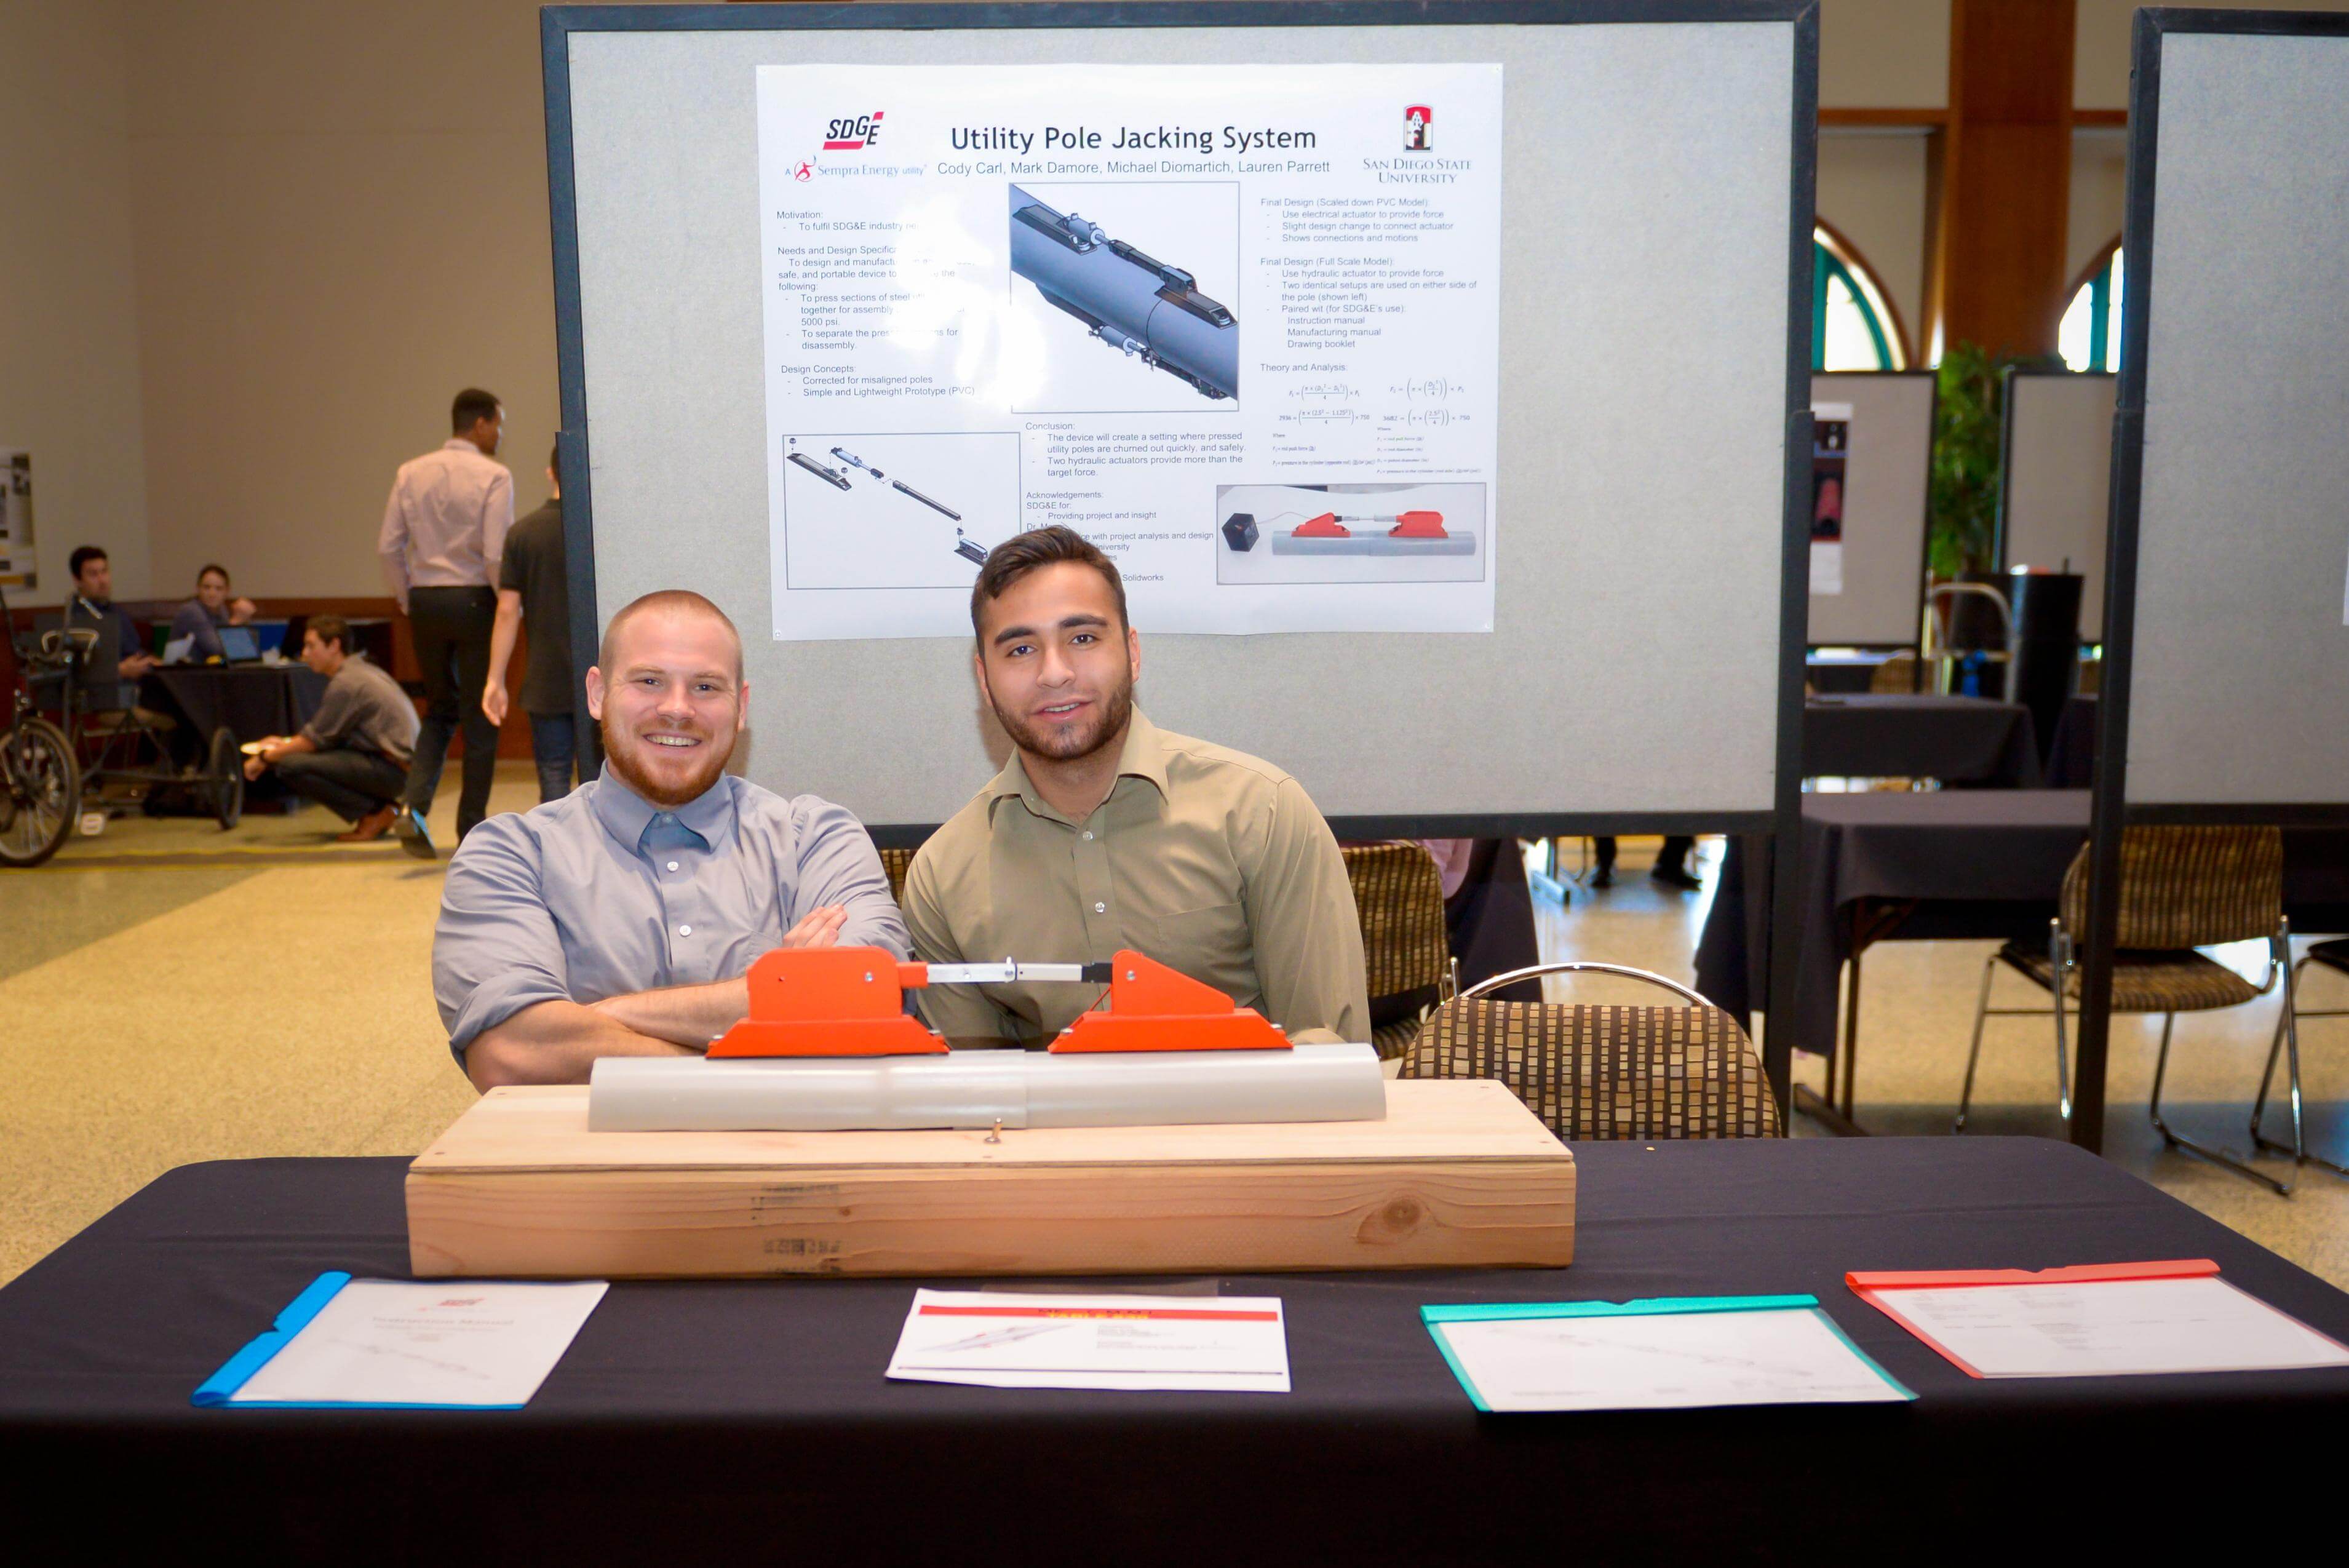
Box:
[432,590,907,1088]
[902,527,1369,1047]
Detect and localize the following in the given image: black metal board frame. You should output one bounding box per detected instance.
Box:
[1808,367,1936,653]
[2074,7,2349,1155]
[1995,364,2113,645]
[540,1,1819,1110]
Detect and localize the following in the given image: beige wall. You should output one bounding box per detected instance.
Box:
[1820,0,1950,108]
[125,0,571,602]
[0,1,151,607]
[2075,0,2349,110]
[1817,132,1931,361]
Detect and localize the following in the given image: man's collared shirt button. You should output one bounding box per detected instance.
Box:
[678,924,693,937]
[1083,830,1094,840]
[1093,901,1106,914]
[666,861,680,872]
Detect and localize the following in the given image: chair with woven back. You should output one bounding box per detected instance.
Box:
[876,845,915,905]
[1399,963,1780,1140]
[1338,842,1455,1059]
[1867,651,1921,694]
[1956,824,2306,1193]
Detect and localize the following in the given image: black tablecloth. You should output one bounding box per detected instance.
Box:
[140,664,328,743]
[2046,693,2098,788]
[1695,792,2349,1062]
[1805,652,1896,694]
[4,1141,2345,1561]
[1805,695,2041,786]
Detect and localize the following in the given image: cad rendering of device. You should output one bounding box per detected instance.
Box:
[830,446,884,479]
[586,946,1386,1132]
[1009,185,1239,402]
[1260,511,1476,556]
[787,451,853,491]
[953,529,988,565]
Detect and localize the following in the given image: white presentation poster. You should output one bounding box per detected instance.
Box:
[1809,402,1850,597]
[0,450,34,590]
[756,63,1503,640]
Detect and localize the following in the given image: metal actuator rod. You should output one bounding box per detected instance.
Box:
[830,447,884,479]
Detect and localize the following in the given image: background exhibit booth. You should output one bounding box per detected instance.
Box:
[1806,368,1934,652]
[407,0,1822,1278]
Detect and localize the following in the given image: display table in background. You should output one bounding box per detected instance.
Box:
[1695,794,2349,1128]
[3,1139,2345,1561]
[140,665,329,746]
[1804,694,2040,786]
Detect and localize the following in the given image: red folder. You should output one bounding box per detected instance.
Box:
[1846,1260,2220,1379]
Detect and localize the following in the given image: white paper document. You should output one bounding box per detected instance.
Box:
[1426,1303,1914,1413]
[1862,1275,2349,1379]
[227,1279,609,1407]
[887,1289,1289,1392]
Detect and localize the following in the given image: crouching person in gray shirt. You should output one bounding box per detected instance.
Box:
[244,614,419,842]
[432,589,908,1089]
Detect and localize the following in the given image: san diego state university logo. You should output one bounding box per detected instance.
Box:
[1404,104,1432,151]
[823,111,886,151]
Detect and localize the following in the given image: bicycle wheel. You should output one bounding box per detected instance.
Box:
[0,715,80,867]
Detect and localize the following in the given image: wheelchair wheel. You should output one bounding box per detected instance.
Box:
[0,715,79,867]
[206,726,244,830]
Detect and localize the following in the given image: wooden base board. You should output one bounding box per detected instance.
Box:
[407,1079,1575,1278]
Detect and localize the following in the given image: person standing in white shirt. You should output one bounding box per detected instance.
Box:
[378,387,515,857]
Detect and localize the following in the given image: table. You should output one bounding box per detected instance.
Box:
[2046,693,2097,788]
[4,1140,2344,1561]
[140,663,328,745]
[1695,794,2349,1130]
[1805,694,2041,786]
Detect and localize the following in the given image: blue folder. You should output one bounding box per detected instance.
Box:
[192,1272,530,1411]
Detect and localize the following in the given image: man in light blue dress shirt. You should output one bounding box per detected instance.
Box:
[434,590,907,1089]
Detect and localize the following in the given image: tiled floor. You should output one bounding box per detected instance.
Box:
[2,808,2343,1289]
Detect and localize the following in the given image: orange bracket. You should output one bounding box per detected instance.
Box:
[1052,950,1290,1054]
[708,946,946,1057]
[1387,509,1448,538]
[1290,512,1351,538]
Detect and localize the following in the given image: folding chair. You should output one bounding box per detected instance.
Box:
[1956,825,2303,1193]
[1339,842,1454,1059]
[1399,962,1779,1140]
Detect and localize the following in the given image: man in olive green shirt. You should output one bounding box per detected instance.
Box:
[901,526,1369,1047]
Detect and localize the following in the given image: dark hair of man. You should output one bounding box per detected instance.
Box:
[308,613,351,656]
[450,388,501,434]
[599,589,742,681]
[68,545,108,581]
[197,563,229,586]
[969,527,1128,645]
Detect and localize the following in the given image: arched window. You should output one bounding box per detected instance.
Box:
[2059,241,2124,373]
[1813,223,1908,371]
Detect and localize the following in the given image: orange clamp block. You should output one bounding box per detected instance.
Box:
[1290,512,1351,538]
[1387,510,1448,538]
[708,945,948,1057]
[1051,949,1291,1053]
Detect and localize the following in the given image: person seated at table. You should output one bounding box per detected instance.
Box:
[167,563,259,661]
[900,526,1369,1048]
[432,589,908,1090]
[243,614,418,842]
[65,544,157,701]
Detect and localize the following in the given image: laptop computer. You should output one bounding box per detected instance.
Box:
[218,624,261,662]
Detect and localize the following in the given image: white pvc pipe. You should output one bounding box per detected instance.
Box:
[587,1044,1387,1132]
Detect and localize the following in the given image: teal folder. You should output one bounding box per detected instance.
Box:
[1420,1294,1915,1412]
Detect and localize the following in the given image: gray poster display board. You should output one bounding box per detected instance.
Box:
[543,3,1818,838]
[1998,370,2114,633]
[2072,9,2349,1159]
[1806,370,1932,647]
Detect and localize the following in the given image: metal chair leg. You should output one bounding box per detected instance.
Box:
[1955,952,1999,1134]
[2051,973,2073,1124]
[2150,1009,2295,1197]
[2252,938,2346,1177]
